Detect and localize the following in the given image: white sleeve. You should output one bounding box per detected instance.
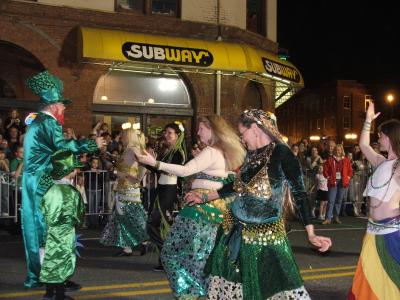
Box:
[159,147,216,177]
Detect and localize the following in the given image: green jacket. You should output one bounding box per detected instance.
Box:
[39,182,84,283]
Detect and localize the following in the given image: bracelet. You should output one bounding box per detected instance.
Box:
[362,125,371,131]
[154,161,160,170]
[362,121,371,131]
[200,193,209,203]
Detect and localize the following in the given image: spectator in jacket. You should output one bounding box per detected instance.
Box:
[322,144,353,224]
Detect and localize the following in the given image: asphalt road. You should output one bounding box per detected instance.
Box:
[0,216,367,299]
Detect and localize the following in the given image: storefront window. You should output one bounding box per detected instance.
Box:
[117,0,143,11]
[94,69,191,108]
[145,115,190,139]
[152,0,179,17]
[93,68,192,141]
[247,0,265,36]
[93,114,141,134]
[0,80,16,98]
[92,113,191,141]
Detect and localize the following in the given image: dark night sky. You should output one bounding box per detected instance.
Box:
[277,1,400,94]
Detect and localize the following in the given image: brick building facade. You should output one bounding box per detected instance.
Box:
[0,0,302,139]
[275,80,372,147]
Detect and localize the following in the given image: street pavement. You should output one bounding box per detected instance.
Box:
[0,216,368,299]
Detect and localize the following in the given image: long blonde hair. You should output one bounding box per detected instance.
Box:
[198,115,245,171]
[122,128,146,155]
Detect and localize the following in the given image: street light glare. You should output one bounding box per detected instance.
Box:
[387,94,394,103]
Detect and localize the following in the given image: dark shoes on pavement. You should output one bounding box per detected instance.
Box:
[43,296,75,300]
[152,264,164,272]
[321,217,342,225]
[113,250,133,257]
[64,280,81,291]
[114,243,148,257]
[43,282,78,300]
[138,243,148,256]
[334,217,342,224]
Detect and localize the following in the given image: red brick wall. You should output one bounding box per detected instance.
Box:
[0,0,278,135]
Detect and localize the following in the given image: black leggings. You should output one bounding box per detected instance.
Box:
[146,184,178,251]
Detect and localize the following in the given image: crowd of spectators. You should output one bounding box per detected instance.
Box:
[289,138,375,223]
[0,109,159,229]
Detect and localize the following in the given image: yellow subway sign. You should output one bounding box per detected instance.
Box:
[122,42,213,67]
[79,26,303,86]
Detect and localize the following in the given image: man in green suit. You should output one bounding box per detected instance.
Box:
[22,71,102,289]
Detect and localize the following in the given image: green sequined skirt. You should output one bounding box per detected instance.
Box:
[205,211,310,299]
[100,197,149,248]
[161,190,225,299]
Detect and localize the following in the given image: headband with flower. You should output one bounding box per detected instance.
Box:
[163,121,187,163]
[242,109,286,144]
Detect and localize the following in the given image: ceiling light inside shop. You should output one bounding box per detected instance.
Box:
[148,98,155,103]
[158,78,178,92]
[101,95,108,101]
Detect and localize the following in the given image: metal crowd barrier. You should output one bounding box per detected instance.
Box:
[0,171,20,222]
[302,168,371,216]
[0,170,115,225]
[77,170,115,216]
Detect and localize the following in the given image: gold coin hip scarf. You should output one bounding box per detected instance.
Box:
[222,210,286,246]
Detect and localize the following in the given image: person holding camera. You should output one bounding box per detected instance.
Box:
[3,108,24,134]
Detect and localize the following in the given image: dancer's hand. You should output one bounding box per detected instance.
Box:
[308,234,332,252]
[136,150,157,167]
[366,102,380,122]
[96,136,105,149]
[184,191,203,206]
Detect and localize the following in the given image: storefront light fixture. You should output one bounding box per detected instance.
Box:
[261,73,290,84]
[158,78,178,92]
[310,135,320,141]
[101,72,108,101]
[345,133,357,140]
[148,98,155,104]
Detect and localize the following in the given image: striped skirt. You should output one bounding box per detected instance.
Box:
[348,215,400,300]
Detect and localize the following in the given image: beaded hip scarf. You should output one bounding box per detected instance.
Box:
[367,215,400,235]
[222,210,286,246]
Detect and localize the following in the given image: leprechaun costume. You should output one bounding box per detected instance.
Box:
[22,71,98,288]
[40,149,85,300]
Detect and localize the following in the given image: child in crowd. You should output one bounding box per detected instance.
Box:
[76,173,88,228]
[40,149,85,300]
[315,165,328,220]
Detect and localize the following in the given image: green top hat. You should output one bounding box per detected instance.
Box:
[51,149,84,180]
[26,70,72,106]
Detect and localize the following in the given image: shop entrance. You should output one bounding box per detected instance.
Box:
[92,67,193,141]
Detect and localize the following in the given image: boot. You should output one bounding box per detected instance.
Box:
[334,216,342,224]
[55,283,75,300]
[139,243,148,256]
[42,284,54,300]
[322,219,331,225]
